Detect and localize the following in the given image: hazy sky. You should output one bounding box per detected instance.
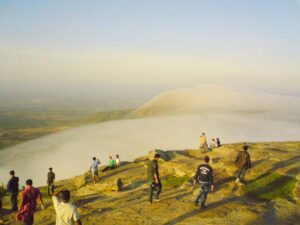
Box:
[0,0,299,104]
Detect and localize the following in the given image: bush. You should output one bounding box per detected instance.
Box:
[162,176,190,188]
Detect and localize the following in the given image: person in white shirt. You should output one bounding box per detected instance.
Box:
[115,154,121,167]
[52,189,82,225]
[90,157,100,183]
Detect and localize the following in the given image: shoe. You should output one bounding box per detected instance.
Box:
[148,201,152,205]
[154,199,160,202]
[239,182,245,186]
[201,205,207,210]
[235,178,240,184]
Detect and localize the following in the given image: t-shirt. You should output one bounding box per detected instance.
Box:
[52,196,80,225]
[7,176,19,193]
[108,159,116,167]
[116,158,120,166]
[91,160,100,172]
[147,159,159,182]
[47,172,55,184]
[194,163,214,185]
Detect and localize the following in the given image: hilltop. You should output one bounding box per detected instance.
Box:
[1,141,300,225]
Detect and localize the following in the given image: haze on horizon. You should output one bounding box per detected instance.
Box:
[0,0,300,110]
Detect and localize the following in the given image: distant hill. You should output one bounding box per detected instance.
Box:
[128,85,300,119]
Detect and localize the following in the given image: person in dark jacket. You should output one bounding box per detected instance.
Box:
[47,168,56,196]
[147,154,162,204]
[7,170,19,211]
[235,145,251,185]
[194,156,214,209]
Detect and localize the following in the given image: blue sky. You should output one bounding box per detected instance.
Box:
[0,0,299,99]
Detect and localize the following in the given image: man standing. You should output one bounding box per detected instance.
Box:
[17,179,44,225]
[90,157,100,183]
[52,189,82,225]
[199,133,208,153]
[47,168,55,196]
[235,145,251,185]
[194,156,214,209]
[148,154,162,204]
[7,170,19,211]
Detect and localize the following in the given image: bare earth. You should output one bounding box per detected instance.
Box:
[1,142,300,225]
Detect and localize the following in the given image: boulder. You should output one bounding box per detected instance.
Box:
[148,149,170,161]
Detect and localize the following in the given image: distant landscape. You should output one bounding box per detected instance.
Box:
[0,109,132,150]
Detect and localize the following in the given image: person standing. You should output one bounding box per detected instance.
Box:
[199,133,208,153]
[194,156,214,209]
[52,189,82,225]
[7,170,19,211]
[90,157,101,183]
[16,179,44,225]
[47,168,55,196]
[235,145,251,185]
[148,154,162,204]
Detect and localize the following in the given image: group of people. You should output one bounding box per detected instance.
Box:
[147,144,252,209]
[90,154,121,183]
[199,133,221,153]
[4,141,252,224]
[6,167,82,225]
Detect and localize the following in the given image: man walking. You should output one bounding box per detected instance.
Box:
[194,156,214,209]
[7,170,19,211]
[90,157,100,183]
[52,189,82,225]
[47,167,55,196]
[148,154,162,204]
[235,145,251,185]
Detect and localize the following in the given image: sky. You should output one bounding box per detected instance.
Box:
[0,0,299,108]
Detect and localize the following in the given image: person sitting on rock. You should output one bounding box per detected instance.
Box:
[235,145,251,185]
[148,154,162,204]
[199,133,208,153]
[108,156,116,170]
[208,138,218,152]
[193,156,214,209]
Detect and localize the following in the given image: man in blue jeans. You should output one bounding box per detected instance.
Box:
[194,156,214,209]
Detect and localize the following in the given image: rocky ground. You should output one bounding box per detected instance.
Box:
[1,142,300,225]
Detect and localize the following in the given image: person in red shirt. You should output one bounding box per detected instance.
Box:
[16,179,45,225]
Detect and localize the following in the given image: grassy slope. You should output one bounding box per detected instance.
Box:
[1,142,299,225]
[0,109,131,150]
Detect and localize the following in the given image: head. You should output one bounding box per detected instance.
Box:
[204,156,210,163]
[202,132,205,136]
[49,167,53,172]
[212,138,215,141]
[26,179,33,187]
[116,154,119,158]
[61,190,71,203]
[243,145,249,151]
[93,157,96,161]
[109,156,112,160]
[154,154,161,160]
[10,170,15,177]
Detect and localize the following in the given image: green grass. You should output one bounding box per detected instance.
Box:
[246,173,296,201]
[162,176,190,188]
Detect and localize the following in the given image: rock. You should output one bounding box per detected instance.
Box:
[148,149,170,161]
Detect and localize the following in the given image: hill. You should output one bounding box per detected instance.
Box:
[1,142,299,225]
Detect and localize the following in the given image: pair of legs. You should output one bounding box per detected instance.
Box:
[92,171,100,183]
[22,216,34,225]
[149,182,162,203]
[236,166,248,184]
[195,183,211,208]
[200,144,208,153]
[47,183,55,196]
[10,192,18,211]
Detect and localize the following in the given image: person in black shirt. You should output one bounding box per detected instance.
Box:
[47,168,56,196]
[194,156,214,209]
[147,154,162,204]
[7,170,19,211]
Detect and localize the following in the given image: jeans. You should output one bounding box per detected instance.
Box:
[149,182,162,203]
[10,192,18,211]
[236,167,248,182]
[48,183,55,195]
[195,183,211,207]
